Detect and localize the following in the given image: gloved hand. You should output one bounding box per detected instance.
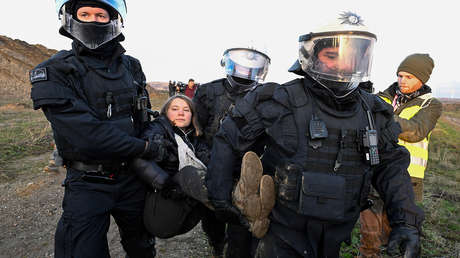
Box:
[161,182,187,200]
[387,224,420,258]
[142,134,175,162]
[131,158,170,190]
[211,199,250,228]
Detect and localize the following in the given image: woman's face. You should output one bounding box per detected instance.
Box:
[166,98,192,129]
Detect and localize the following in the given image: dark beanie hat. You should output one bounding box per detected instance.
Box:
[397,53,434,84]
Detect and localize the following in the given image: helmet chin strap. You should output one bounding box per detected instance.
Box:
[311,74,360,99]
[226,75,257,94]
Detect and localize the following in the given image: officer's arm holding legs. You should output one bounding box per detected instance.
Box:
[372,114,424,257]
[206,84,281,227]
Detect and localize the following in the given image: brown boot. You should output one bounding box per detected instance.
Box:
[233,152,276,239]
[259,175,276,219]
[233,151,263,220]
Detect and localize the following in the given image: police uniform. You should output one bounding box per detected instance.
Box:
[30,39,155,258]
[194,78,258,258]
[206,76,425,257]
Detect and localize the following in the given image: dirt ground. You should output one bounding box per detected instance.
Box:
[0,152,213,258]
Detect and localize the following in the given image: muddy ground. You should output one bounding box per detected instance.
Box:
[0,153,213,258]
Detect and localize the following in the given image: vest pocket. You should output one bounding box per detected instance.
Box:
[275,164,300,202]
[298,171,346,221]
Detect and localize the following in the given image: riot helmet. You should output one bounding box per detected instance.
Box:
[297,12,376,98]
[55,0,127,49]
[221,48,271,93]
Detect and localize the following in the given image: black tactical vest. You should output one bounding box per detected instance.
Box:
[203,79,236,146]
[51,52,145,163]
[267,79,374,223]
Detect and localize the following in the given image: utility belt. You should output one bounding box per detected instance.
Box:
[67,160,130,184]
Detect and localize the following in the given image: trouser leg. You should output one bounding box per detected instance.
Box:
[411,177,424,202]
[225,222,253,258]
[201,208,226,257]
[255,229,304,258]
[55,169,112,258]
[112,175,156,258]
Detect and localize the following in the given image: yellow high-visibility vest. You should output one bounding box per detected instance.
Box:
[381,94,432,178]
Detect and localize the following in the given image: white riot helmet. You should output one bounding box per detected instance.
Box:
[55,0,127,49]
[221,48,271,93]
[298,12,376,98]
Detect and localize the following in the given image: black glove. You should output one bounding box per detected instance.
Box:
[142,134,174,162]
[387,224,420,258]
[161,182,187,200]
[131,158,170,190]
[211,199,249,228]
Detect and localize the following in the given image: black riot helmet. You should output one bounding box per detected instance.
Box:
[292,12,376,98]
[221,48,271,94]
[55,0,127,49]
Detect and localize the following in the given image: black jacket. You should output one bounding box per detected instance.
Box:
[30,41,149,164]
[193,78,249,147]
[141,114,210,175]
[206,76,424,229]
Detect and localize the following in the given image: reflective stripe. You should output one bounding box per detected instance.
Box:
[380,95,430,179]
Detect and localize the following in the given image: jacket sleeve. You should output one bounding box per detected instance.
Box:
[372,104,425,229]
[395,97,442,142]
[140,118,177,167]
[206,83,283,201]
[30,63,146,160]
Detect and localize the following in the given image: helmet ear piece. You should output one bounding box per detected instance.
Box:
[220,58,225,67]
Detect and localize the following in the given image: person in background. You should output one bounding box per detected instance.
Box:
[169,80,176,97]
[185,78,198,99]
[359,53,442,258]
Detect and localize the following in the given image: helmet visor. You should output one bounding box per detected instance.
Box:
[300,34,375,83]
[222,48,270,82]
[56,0,127,20]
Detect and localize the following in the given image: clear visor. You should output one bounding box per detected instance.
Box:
[56,0,127,20]
[300,35,375,83]
[60,6,123,49]
[222,49,270,82]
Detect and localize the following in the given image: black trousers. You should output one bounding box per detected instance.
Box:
[201,209,256,258]
[255,202,356,258]
[226,222,256,258]
[201,208,226,256]
[55,168,156,258]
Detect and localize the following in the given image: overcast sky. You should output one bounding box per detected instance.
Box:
[2,0,458,93]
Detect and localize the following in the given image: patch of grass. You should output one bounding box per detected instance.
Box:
[0,109,53,168]
[340,224,360,257]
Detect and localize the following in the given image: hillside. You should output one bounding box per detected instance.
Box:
[0,35,166,107]
[0,35,58,106]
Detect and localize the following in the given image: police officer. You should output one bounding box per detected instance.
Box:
[206,12,424,258]
[30,1,157,257]
[194,47,271,257]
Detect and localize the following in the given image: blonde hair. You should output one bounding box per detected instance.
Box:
[160,94,202,136]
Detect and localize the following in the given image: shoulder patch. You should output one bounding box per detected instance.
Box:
[29,68,48,83]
